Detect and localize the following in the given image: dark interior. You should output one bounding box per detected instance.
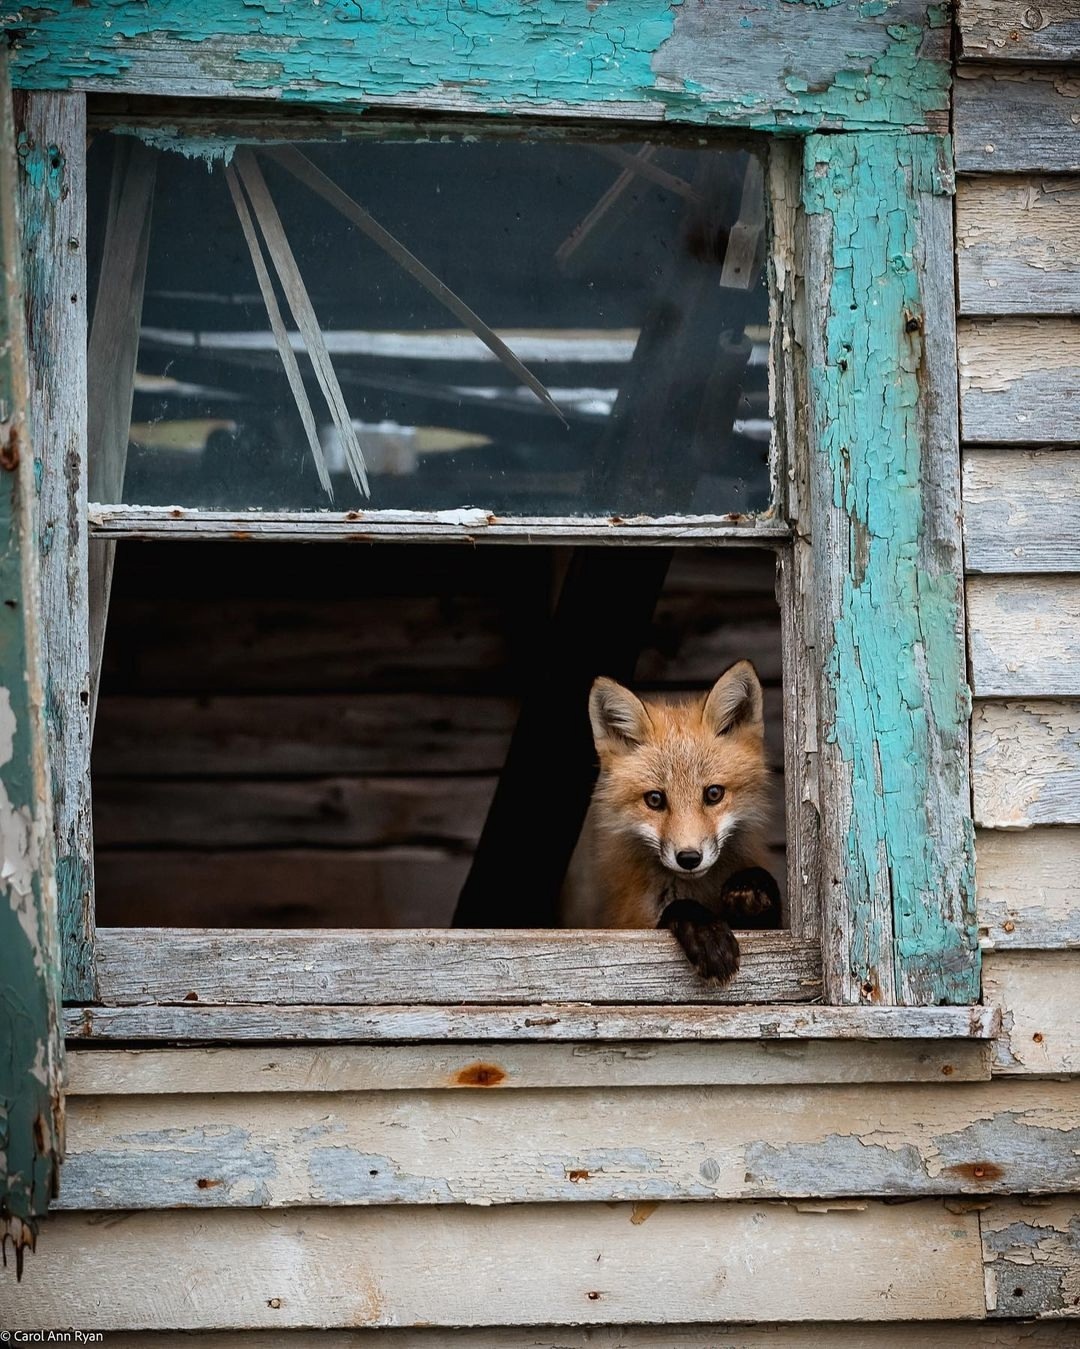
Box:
[92,541,786,928]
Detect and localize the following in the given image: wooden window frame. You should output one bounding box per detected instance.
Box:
[11,4,984,1044]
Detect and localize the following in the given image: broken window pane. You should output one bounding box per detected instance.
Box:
[87,132,772,518]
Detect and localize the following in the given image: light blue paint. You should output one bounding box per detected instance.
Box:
[2,1,949,133]
[803,133,979,1004]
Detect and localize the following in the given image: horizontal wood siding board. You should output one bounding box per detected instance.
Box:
[982,1198,1080,1320]
[54,1081,1078,1210]
[977,828,1080,950]
[92,694,519,776]
[959,320,1080,444]
[4,5,950,132]
[957,176,1080,316]
[63,1003,1001,1044]
[955,68,1080,174]
[93,928,823,1006]
[94,850,471,930]
[963,450,1080,575]
[65,1040,992,1093]
[0,1203,986,1328]
[973,701,1080,829]
[959,1,1080,61]
[983,951,1080,1075]
[967,579,1080,699]
[83,1329,1080,1349]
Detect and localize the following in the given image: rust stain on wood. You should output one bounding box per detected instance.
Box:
[452,1061,506,1088]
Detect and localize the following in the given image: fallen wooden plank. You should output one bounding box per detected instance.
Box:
[957,177,1080,316]
[62,1002,1001,1044]
[93,929,822,1006]
[959,0,1080,62]
[95,849,470,929]
[54,1080,1076,1210]
[65,1039,991,1094]
[92,776,497,849]
[968,578,1080,698]
[978,828,1080,951]
[959,319,1080,444]
[983,951,1080,1074]
[0,1203,985,1328]
[955,68,1080,174]
[973,701,1080,828]
[963,449,1080,575]
[982,1198,1080,1319]
[92,694,520,776]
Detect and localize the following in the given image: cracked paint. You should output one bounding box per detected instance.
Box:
[0,48,62,1268]
[1,1,949,133]
[803,132,979,1004]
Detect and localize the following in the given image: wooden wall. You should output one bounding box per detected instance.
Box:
[92,541,786,927]
[6,9,1080,1340]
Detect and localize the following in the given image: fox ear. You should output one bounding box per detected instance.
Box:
[589,677,650,752]
[703,660,763,736]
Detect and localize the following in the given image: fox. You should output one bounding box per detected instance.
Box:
[562,659,781,984]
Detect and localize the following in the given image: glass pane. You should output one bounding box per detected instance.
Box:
[87,132,772,517]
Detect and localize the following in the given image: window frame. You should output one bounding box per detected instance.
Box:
[12,3,982,1041]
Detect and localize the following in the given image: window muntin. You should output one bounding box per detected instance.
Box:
[87,132,771,518]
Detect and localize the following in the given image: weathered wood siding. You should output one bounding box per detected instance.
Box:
[5,3,1080,1341]
[957,31,1080,1134]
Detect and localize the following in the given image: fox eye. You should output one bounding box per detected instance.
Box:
[704,784,725,805]
[643,790,666,811]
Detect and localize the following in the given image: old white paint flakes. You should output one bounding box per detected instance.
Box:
[967,578,1080,698]
[957,177,1080,314]
[982,1199,1080,1320]
[0,1203,987,1328]
[958,321,1080,443]
[983,953,1080,1075]
[973,702,1080,829]
[977,828,1080,950]
[65,1039,992,1094]
[963,449,1080,575]
[52,1080,1080,1210]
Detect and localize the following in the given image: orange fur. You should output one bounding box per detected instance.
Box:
[561,661,773,928]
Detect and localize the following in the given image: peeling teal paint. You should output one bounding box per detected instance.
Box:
[0,48,63,1263]
[1,1,949,133]
[110,126,237,166]
[803,133,979,1005]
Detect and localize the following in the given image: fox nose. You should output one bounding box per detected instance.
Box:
[675,849,703,871]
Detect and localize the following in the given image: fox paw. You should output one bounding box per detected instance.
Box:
[659,898,740,985]
[718,867,782,929]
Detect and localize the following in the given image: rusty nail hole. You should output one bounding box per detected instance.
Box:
[973,1166,986,1178]
[369,1169,378,1176]
[196,1177,222,1189]
[454,1061,506,1088]
[587,1291,602,1301]
[941,1064,954,1076]
[905,315,922,333]
[1033,1032,1044,1043]
[860,980,876,997]
[1013,1286,1024,1298]
[183,991,199,1002]
[268,1297,282,1309]
[1003,920,1015,933]
[568,1169,590,1183]
[169,508,184,518]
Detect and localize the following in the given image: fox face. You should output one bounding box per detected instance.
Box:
[588,661,771,882]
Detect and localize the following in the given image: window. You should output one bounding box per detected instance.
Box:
[17,50,982,1045]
